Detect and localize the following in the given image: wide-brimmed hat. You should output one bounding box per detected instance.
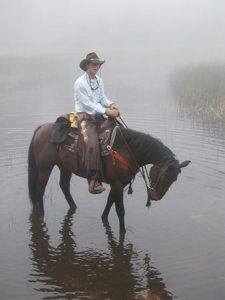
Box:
[79,52,105,71]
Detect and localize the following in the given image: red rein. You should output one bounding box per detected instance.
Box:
[106,145,137,173]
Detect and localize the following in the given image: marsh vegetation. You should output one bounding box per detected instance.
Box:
[171,64,225,121]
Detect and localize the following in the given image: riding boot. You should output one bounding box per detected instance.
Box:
[87,169,105,194]
[89,178,106,194]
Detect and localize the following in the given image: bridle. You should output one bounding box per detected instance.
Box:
[142,158,180,206]
[115,117,179,207]
[116,117,154,205]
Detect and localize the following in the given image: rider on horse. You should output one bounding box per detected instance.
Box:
[74,52,120,194]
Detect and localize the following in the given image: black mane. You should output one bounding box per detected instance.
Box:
[119,127,175,165]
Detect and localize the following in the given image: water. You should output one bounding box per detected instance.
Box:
[0,54,225,300]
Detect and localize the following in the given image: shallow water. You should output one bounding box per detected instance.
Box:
[0,55,225,300]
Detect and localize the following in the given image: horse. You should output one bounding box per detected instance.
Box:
[28,119,190,233]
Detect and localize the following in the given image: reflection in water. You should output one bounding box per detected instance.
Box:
[29,210,173,300]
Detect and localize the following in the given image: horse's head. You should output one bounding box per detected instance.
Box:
[149,159,191,200]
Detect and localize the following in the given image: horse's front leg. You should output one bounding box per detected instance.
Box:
[105,181,125,234]
[115,186,126,234]
[102,188,115,221]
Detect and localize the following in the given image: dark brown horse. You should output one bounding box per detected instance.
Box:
[28,121,190,233]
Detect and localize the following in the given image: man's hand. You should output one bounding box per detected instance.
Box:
[106,107,120,118]
[110,103,118,110]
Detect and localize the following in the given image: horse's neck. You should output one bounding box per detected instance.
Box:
[145,141,173,165]
[124,129,174,166]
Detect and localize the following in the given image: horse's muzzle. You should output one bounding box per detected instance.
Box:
[149,189,164,201]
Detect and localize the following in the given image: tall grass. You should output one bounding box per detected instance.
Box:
[171,64,225,121]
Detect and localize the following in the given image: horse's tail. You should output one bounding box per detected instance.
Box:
[28,126,41,206]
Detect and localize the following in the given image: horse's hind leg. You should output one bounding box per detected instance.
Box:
[35,168,53,215]
[59,166,77,210]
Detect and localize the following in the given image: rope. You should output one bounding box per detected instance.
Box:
[116,116,152,198]
[117,116,128,128]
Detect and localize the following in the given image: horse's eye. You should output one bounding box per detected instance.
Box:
[168,165,179,175]
[153,165,160,172]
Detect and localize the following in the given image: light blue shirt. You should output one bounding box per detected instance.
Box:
[74,73,112,115]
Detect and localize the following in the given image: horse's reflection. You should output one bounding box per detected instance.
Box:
[29,210,173,300]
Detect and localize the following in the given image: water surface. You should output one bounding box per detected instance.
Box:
[0,55,225,300]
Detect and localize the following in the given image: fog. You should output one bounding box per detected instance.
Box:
[1,0,225,66]
[1,2,225,299]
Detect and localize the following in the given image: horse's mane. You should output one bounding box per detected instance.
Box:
[119,127,175,164]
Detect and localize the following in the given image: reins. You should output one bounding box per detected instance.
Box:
[117,116,152,207]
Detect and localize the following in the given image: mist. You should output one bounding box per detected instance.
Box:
[1,0,225,67]
[1,2,225,300]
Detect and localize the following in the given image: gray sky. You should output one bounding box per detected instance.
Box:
[1,0,225,65]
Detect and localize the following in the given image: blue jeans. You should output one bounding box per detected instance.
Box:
[94,114,107,125]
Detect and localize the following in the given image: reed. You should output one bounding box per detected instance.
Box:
[171,64,225,121]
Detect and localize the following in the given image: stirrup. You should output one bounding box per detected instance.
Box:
[89,179,106,194]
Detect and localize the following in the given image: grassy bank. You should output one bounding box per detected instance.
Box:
[171,64,225,121]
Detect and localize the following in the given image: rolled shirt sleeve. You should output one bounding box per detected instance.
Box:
[98,78,113,108]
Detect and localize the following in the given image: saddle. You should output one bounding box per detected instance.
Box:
[51,112,117,154]
[51,113,136,193]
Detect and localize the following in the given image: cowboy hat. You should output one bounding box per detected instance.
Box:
[79,52,105,71]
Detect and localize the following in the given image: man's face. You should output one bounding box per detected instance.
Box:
[86,63,101,77]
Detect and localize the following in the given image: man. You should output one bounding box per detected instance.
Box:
[74,52,119,194]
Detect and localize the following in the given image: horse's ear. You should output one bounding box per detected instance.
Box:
[179,160,191,168]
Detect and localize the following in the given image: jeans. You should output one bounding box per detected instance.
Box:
[94,114,107,125]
